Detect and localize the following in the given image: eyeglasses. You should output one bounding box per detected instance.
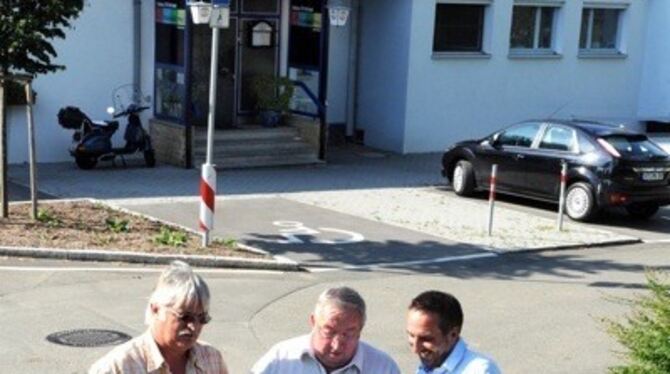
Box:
[166,308,211,325]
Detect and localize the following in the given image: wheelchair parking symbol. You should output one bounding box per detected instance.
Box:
[272,221,365,245]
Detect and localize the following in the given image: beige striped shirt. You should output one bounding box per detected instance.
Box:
[88,331,228,374]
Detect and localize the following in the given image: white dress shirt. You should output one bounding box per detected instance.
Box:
[251,334,401,374]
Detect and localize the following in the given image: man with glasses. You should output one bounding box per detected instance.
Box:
[251,286,400,373]
[406,290,501,374]
[89,261,228,374]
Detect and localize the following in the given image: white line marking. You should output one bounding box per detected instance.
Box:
[661,216,670,221]
[642,238,670,244]
[306,253,498,272]
[0,266,284,275]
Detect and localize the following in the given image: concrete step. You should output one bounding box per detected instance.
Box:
[194,140,314,158]
[193,153,322,169]
[193,126,299,144]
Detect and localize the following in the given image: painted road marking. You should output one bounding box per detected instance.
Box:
[642,238,670,244]
[308,252,498,272]
[273,221,365,245]
[0,266,284,275]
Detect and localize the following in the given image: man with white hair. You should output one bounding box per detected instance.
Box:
[89,260,228,374]
[251,286,400,374]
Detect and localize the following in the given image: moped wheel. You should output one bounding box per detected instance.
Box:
[144,150,156,168]
[75,156,97,170]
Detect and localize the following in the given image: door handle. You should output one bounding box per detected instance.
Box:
[515,154,525,160]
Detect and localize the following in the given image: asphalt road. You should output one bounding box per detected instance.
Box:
[1,241,668,374]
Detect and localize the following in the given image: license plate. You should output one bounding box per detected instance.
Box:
[641,172,664,181]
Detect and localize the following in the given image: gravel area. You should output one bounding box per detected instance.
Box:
[284,187,639,252]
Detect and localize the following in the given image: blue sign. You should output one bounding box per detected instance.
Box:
[212,0,230,7]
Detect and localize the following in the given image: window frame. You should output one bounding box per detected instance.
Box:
[578,3,628,58]
[496,122,543,149]
[537,125,578,153]
[432,0,493,59]
[509,4,560,57]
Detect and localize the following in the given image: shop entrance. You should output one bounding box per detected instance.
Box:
[190,0,280,129]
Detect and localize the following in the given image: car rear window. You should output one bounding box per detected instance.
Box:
[602,135,668,157]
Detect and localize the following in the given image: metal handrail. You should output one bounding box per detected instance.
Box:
[290,80,325,119]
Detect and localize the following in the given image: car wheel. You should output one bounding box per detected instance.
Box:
[625,203,659,220]
[452,160,475,196]
[565,182,597,221]
[75,156,97,170]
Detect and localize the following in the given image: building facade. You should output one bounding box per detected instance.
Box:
[5,0,670,165]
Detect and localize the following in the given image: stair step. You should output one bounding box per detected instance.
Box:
[193,127,299,143]
[194,141,314,158]
[193,153,322,169]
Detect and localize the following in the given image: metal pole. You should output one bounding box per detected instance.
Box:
[557,162,567,231]
[487,164,498,236]
[25,81,38,219]
[200,24,221,247]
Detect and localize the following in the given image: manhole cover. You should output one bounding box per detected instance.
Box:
[46,329,132,347]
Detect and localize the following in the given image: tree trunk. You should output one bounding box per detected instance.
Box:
[0,78,8,218]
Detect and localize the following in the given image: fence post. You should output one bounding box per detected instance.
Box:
[487,164,498,236]
[557,161,568,231]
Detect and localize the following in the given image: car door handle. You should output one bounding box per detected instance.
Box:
[515,154,525,160]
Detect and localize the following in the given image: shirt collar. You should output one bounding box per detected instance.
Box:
[143,330,202,372]
[300,334,364,373]
[418,338,466,374]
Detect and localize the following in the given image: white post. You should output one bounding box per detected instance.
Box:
[487,164,498,236]
[199,21,221,247]
[25,81,38,219]
[557,162,568,231]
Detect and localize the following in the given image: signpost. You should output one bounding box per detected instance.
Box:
[188,0,229,246]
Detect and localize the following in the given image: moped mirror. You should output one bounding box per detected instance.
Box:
[106,106,115,115]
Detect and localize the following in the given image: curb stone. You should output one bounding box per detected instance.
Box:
[0,246,305,271]
[4,198,305,271]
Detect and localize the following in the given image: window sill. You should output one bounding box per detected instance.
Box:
[578,51,627,59]
[431,52,492,60]
[508,51,562,60]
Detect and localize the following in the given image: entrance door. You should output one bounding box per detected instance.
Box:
[190,0,280,129]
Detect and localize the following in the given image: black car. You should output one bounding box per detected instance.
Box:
[442,119,670,221]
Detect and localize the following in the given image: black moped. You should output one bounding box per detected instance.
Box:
[57,87,156,170]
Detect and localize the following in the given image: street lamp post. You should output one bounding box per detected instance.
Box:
[188,0,230,246]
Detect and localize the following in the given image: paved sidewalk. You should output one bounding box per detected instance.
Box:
[7,145,639,267]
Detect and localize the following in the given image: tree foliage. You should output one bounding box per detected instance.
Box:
[0,0,85,76]
[605,270,670,374]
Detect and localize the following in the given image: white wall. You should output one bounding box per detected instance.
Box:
[400,0,647,153]
[7,0,134,164]
[637,0,670,121]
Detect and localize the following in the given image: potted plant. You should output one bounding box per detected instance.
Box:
[251,74,294,127]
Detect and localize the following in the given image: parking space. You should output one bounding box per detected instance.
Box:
[117,197,487,268]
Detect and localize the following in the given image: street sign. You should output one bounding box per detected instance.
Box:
[210,7,229,28]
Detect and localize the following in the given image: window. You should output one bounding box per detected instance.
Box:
[579,8,621,51]
[433,4,486,52]
[497,123,541,148]
[539,126,576,152]
[510,6,556,51]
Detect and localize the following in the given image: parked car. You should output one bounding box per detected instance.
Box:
[442,119,670,221]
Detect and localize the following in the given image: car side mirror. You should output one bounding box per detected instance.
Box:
[490,134,501,148]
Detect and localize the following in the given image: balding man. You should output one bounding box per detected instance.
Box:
[251,286,400,374]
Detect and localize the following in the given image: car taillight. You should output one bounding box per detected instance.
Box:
[597,138,621,158]
[609,192,629,205]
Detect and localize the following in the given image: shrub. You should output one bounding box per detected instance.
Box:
[153,226,188,247]
[604,270,670,374]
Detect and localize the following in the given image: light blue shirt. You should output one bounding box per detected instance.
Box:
[417,338,501,374]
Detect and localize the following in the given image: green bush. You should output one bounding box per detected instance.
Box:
[250,74,294,113]
[605,270,670,374]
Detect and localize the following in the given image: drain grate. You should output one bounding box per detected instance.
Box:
[46,329,132,347]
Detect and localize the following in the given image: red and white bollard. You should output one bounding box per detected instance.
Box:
[199,163,217,246]
[487,164,498,236]
[557,162,568,231]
